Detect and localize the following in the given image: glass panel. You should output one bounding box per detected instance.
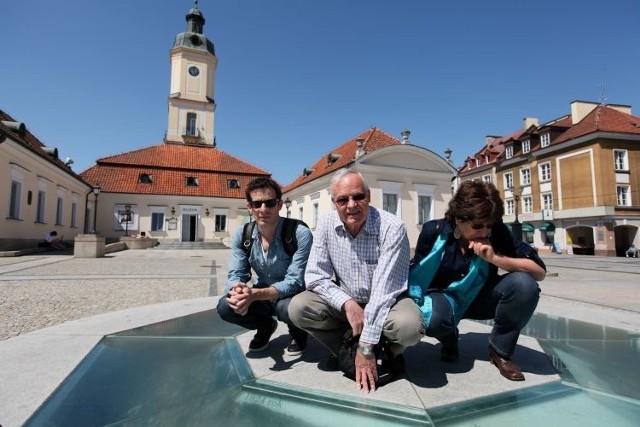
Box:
[113,309,245,337]
[27,336,253,426]
[26,310,640,426]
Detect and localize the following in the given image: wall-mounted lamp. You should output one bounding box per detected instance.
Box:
[284,198,292,218]
[170,206,176,217]
[205,208,210,216]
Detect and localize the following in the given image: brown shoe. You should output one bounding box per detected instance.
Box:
[489,347,525,381]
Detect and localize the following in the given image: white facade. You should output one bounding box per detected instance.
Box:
[93,193,252,244]
[1,121,91,250]
[283,145,457,250]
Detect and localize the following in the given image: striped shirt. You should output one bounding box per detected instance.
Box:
[305,206,410,345]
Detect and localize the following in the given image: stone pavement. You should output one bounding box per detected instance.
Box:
[0,249,638,426]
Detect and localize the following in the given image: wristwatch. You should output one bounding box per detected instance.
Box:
[358,344,374,357]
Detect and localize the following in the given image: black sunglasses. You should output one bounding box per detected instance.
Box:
[333,193,366,206]
[249,198,279,209]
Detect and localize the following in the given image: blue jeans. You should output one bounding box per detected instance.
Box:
[216,295,295,331]
[424,271,540,357]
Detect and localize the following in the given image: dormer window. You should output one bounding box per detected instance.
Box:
[505,145,514,159]
[138,173,153,184]
[303,167,314,177]
[228,179,240,189]
[541,132,551,147]
[522,139,530,154]
[327,153,341,165]
[185,176,199,187]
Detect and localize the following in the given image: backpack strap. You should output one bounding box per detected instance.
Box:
[281,218,309,257]
[242,221,256,256]
[242,219,308,257]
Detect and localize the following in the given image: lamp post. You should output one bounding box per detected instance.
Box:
[92,184,101,234]
[510,187,522,239]
[124,204,132,237]
[284,197,291,218]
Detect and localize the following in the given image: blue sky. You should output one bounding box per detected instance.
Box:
[3,0,639,185]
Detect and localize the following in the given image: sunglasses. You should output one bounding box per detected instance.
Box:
[470,223,493,230]
[249,198,279,209]
[333,193,366,206]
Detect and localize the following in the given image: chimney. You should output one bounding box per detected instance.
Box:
[523,117,539,129]
[400,129,410,144]
[570,100,599,125]
[485,135,499,147]
[355,138,365,158]
[607,103,632,115]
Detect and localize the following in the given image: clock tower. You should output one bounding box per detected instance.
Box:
[166,1,218,146]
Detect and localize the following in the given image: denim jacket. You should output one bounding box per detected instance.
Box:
[225,217,313,298]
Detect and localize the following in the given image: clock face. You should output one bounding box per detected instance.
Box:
[188,66,200,77]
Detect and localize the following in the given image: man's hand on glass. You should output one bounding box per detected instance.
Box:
[355,348,378,393]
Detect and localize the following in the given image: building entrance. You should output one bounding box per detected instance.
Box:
[181,214,198,242]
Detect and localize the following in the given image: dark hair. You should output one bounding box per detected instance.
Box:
[445,180,504,224]
[245,177,282,202]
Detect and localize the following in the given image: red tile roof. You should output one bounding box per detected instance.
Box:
[459,104,640,174]
[539,115,572,129]
[284,127,401,191]
[95,143,269,173]
[553,105,640,144]
[458,129,525,173]
[80,143,270,198]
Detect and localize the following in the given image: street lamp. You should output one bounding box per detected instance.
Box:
[124,204,132,236]
[510,186,523,239]
[92,184,101,234]
[284,197,291,218]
